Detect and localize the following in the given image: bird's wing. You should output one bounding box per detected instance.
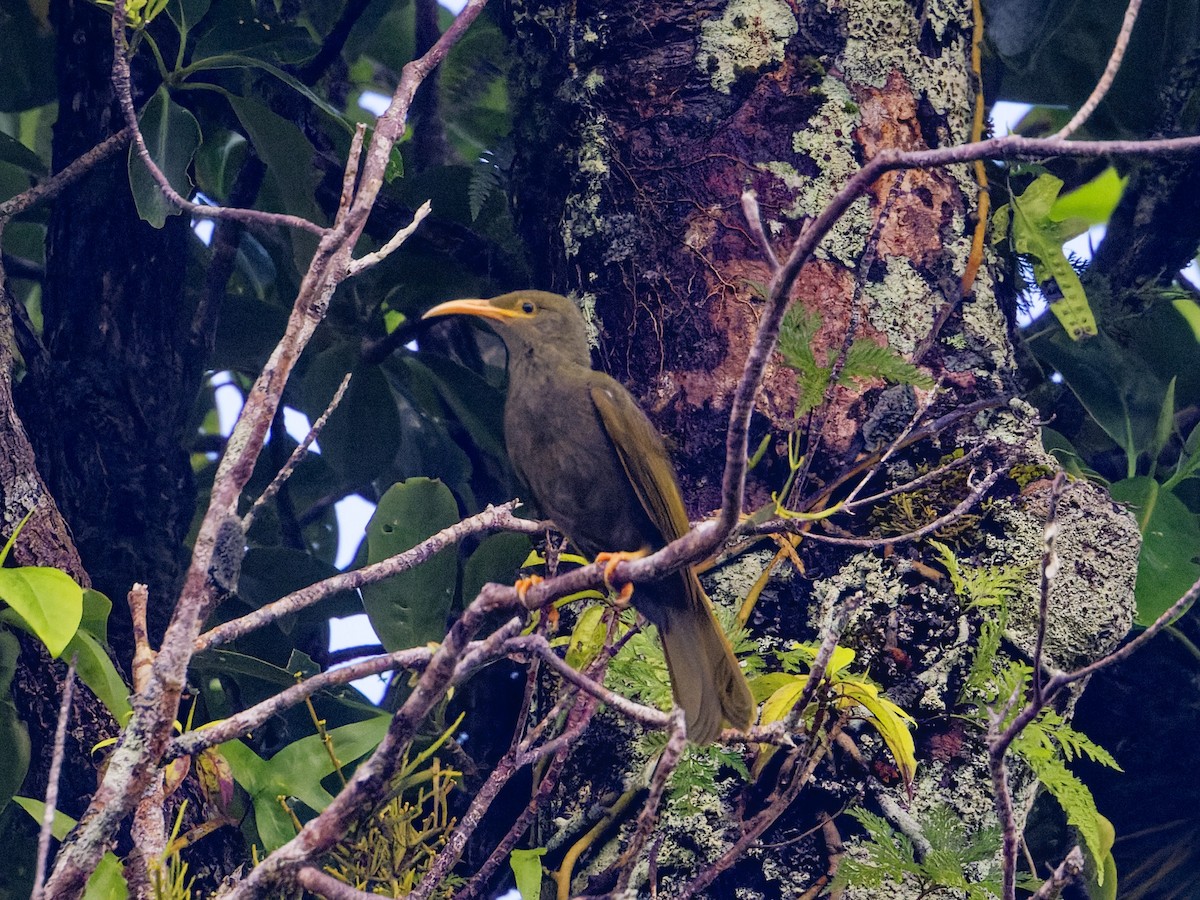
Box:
[589,378,691,542]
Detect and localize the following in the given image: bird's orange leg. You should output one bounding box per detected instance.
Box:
[514,574,543,604]
[595,549,649,607]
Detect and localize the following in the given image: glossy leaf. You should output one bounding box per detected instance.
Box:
[994,174,1095,339]
[510,847,547,900]
[1109,477,1200,624]
[302,344,402,486]
[0,566,83,658]
[65,629,131,720]
[362,479,460,653]
[1030,329,1164,476]
[128,87,202,228]
[13,799,129,900]
[1050,167,1126,225]
[461,531,533,608]
[219,715,391,850]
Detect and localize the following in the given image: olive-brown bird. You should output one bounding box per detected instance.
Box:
[423,290,754,742]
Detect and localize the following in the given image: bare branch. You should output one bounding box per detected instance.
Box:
[108,0,325,236]
[167,645,434,759]
[31,656,77,900]
[295,866,378,899]
[1029,846,1085,900]
[1032,473,1068,703]
[242,372,353,533]
[1053,0,1145,139]
[345,200,434,276]
[0,129,132,224]
[740,190,780,272]
[198,501,534,651]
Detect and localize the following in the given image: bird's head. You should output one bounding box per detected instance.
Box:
[422,290,591,367]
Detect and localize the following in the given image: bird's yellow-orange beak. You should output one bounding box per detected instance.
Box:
[422,298,524,322]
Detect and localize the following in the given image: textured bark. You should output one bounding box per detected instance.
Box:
[18,0,200,662]
[502,0,1138,895]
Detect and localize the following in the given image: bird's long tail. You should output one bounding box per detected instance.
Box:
[655,570,755,744]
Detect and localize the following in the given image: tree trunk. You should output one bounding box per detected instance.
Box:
[502,0,1138,893]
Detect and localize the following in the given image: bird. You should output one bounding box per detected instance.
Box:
[423,290,755,742]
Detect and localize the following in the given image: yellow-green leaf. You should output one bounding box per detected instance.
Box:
[565,605,608,670]
[0,566,83,657]
[760,676,808,726]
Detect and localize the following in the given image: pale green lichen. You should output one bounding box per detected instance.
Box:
[863,256,937,356]
[772,78,871,263]
[696,0,798,94]
[831,0,975,142]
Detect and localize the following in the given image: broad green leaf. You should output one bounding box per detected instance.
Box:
[0,2,56,112]
[462,532,533,608]
[748,671,800,704]
[128,87,202,228]
[1050,167,1126,226]
[760,676,807,726]
[302,345,402,486]
[510,847,547,900]
[220,715,390,850]
[166,0,213,42]
[194,129,248,202]
[12,799,128,900]
[565,605,607,671]
[225,95,323,226]
[0,566,83,657]
[1005,174,1096,339]
[184,55,347,125]
[0,631,30,813]
[1109,477,1200,624]
[362,480,460,653]
[1172,297,1200,343]
[0,132,46,175]
[838,680,917,790]
[64,630,131,720]
[1030,330,1164,476]
[79,589,112,645]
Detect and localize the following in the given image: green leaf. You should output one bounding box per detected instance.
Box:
[79,590,113,645]
[564,605,607,671]
[225,94,321,219]
[0,631,30,813]
[362,480,461,653]
[12,799,129,900]
[1007,174,1096,339]
[1050,167,1126,226]
[128,87,202,228]
[1109,477,1200,625]
[219,715,391,850]
[1030,329,1164,475]
[301,345,402,486]
[510,847,547,900]
[64,629,131,721]
[462,531,532,608]
[1171,297,1200,343]
[0,132,46,176]
[0,566,83,657]
[184,55,348,124]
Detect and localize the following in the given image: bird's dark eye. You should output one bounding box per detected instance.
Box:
[521,301,535,314]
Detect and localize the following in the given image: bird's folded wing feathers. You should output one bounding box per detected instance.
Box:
[589,379,691,542]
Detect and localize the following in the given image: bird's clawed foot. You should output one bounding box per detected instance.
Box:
[514,574,544,604]
[595,549,649,606]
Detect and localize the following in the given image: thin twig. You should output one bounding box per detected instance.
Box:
[740,190,780,272]
[345,200,434,275]
[1029,846,1085,900]
[1053,0,1145,139]
[0,129,132,223]
[199,501,535,651]
[109,0,325,236]
[613,711,688,894]
[32,656,78,900]
[243,372,353,533]
[294,866,378,899]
